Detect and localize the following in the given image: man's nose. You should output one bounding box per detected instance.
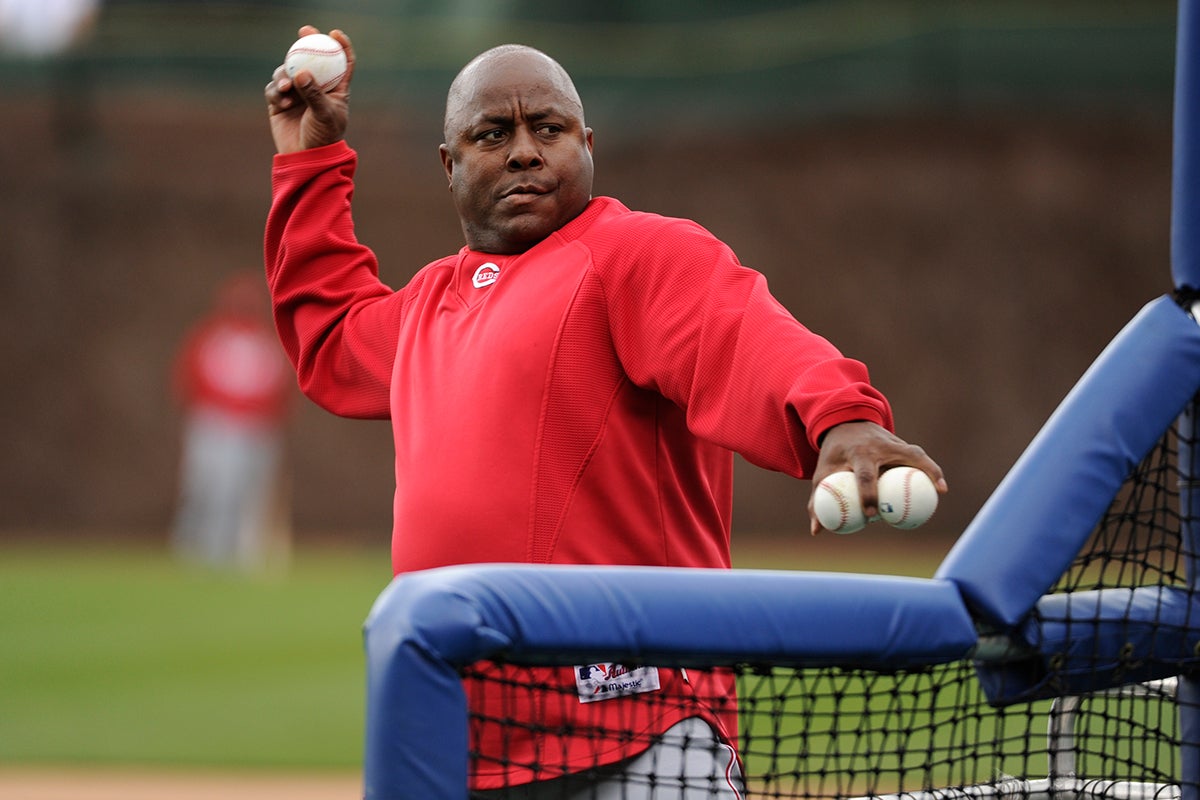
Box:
[507,127,543,169]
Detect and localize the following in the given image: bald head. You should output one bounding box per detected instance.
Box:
[437,43,595,254]
[443,45,584,142]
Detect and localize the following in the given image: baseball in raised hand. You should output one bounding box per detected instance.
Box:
[265,26,355,154]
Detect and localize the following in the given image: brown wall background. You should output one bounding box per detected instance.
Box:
[0,83,1173,546]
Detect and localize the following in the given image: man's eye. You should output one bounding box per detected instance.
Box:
[538,125,562,136]
[479,130,506,142]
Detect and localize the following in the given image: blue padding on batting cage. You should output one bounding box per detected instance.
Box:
[361,571,497,800]
[1182,677,1200,793]
[1175,0,1200,291]
[974,586,1200,705]
[936,295,1200,630]
[361,563,978,799]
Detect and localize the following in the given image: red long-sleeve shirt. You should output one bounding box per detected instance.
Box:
[265,140,894,787]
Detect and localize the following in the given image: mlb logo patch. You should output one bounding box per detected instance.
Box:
[574,662,661,704]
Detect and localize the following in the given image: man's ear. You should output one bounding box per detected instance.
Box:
[439,143,453,187]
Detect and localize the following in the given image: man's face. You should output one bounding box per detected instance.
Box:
[440,52,594,255]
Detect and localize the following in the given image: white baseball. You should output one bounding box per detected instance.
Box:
[285,33,347,92]
[813,471,868,534]
[877,466,938,529]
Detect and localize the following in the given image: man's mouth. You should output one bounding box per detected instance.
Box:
[502,184,551,200]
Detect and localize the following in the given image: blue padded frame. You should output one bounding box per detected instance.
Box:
[361,564,978,800]
[935,296,1200,630]
[1171,2,1200,794]
[1175,0,1200,292]
[941,1,1200,788]
[974,586,1200,704]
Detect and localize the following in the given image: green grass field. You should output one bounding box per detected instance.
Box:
[0,536,1179,789]
[0,536,948,771]
[0,543,393,770]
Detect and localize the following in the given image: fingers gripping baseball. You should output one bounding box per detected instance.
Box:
[807,421,947,536]
[265,27,355,154]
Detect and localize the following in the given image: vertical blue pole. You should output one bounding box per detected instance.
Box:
[362,578,472,800]
[1175,3,1200,796]
[1180,403,1200,799]
[1173,0,1200,291]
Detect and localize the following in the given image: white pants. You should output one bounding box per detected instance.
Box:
[474,717,745,800]
[171,410,282,570]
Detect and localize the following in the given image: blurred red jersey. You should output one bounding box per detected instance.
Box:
[174,281,291,427]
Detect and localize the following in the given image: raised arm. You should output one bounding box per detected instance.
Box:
[263,27,400,419]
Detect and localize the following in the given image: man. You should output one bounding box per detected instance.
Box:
[171,272,292,571]
[265,27,946,798]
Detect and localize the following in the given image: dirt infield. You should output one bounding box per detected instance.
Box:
[0,769,361,800]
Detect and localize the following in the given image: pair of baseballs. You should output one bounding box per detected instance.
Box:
[813,467,938,534]
[284,33,348,92]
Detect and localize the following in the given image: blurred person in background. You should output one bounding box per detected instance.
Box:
[0,0,99,57]
[0,0,102,149]
[171,272,294,571]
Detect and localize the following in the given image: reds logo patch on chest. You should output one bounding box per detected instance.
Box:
[471,262,500,288]
[573,662,661,703]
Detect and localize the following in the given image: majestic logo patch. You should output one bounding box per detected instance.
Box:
[472,262,500,289]
[574,663,661,704]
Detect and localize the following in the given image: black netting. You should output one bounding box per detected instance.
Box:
[465,409,1200,799]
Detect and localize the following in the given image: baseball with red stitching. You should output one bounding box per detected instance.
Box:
[877,466,938,529]
[813,470,868,534]
[284,33,347,92]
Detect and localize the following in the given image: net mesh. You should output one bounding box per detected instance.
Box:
[465,412,1199,798]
